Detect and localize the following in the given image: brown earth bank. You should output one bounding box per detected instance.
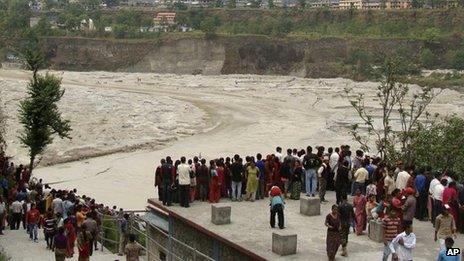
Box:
[39,35,460,77]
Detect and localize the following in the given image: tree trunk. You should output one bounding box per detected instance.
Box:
[29,154,35,175]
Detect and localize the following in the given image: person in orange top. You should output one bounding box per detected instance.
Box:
[76,205,87,229]
[26,203,41,242]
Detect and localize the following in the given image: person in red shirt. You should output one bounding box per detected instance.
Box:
[26,203,41,242]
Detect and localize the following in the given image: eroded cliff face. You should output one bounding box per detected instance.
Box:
[42,36,427,77]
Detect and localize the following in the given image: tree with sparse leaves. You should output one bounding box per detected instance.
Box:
[19,49,72,173]
[0,93,6,153]
[345,58,439,164]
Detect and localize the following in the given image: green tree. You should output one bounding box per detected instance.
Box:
[419,48,437,68]
[268,0,275,8]
[411,0,424,7]
[103,0,119,7]
[227,0,236,8]
[19,49,71,173]
[0,91,6,152]
[172,1,188,10]
[58,3,85,31]
[249,0,261,8]
[452,50,464,70]
[33,16,53,36]
[422,27,440,44]
[409,116,464,176]
[298,0,306,8]
[345,58,438,163]
[272,17,293,37]
[200,17,218,39]
[3,0,30,36]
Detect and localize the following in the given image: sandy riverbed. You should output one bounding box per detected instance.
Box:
[0,69,463,208]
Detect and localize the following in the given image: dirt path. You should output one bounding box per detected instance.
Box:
[0,229,120,261]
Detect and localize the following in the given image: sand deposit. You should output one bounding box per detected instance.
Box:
[0,69,462,208]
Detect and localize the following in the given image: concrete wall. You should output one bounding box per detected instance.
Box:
[146,200,265,261]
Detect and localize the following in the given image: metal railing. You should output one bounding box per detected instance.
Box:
[97,210,214,261]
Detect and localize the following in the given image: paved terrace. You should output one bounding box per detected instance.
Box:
[155,191,463,260]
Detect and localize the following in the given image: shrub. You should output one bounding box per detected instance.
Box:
[452,50,464,70]
[419,48,437,68]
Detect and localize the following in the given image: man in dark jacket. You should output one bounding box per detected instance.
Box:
[230,155,244,201]
[302,146,322,197]
[161,157,174,206]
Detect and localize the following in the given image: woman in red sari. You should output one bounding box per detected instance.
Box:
[273,157,282,190]
[374,164,386,202]
[209,160,220,203]
[65,218,77,258]
[391,188,404,225]
[264,155,274,195]
[443,181,459,225]
[217,160,227,198]
[353,189,367,235]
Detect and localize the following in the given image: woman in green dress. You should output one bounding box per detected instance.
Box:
[245,161,260,202]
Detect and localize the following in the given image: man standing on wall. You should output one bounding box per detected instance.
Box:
[302,146,322,197]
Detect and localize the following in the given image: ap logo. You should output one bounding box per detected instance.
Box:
[446,248,461,256]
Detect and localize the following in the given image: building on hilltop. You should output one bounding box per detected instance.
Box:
[384,0,411,8]
[339,0,381,9]
[310,0,340,8]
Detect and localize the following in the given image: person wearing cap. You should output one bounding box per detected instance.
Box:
[317,156,330,202]
[435,204,457,250]
[402,187,417,228]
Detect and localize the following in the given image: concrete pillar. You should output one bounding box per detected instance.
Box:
[211,204,231,225]
[368,219,384,243]
[299,197,321,216]
[272,232,297,256]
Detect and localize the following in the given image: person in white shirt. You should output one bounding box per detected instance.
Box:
[329,147,340,178]
[275,147,283,163]
[432,179,447,225]
[396,166,412,191]
[52,195,64,215]
[429,172,442,224]
[177,157,191,208]
[11,198,23,230]
[389,224,416,261]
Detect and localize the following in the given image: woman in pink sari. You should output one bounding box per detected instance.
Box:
[353,189,367,235]
[442,181,459,225]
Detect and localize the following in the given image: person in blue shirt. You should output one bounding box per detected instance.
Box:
[1,176,8,199]
[437,237,461,261]
[414,169,427,221]
[256,153,266,200]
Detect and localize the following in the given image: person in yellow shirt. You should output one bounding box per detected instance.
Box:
[45,193,53,212]
[353,162,368,195]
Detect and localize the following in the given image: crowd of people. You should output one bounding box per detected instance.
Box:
[155,145,464,260]
[0,152,143,261]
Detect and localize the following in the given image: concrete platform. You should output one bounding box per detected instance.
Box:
[160,191,463,261]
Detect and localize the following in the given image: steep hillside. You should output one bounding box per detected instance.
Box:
[41,35,452,78]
